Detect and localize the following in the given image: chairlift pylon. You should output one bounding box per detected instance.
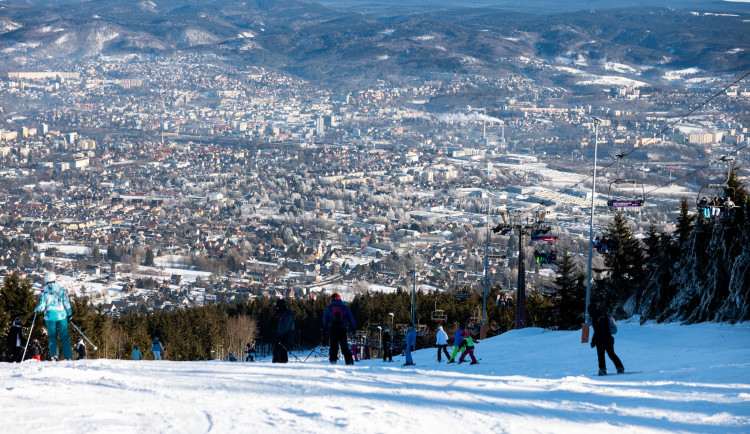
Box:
[607,152,645,209]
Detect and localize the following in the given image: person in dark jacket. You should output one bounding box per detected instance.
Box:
[589,305,625,375]
[273,298,295,363]
[6,317,25,363]
[322,293,355,365]
[382,328,393,362]
[76,338,86,360]
[28,339,42,361]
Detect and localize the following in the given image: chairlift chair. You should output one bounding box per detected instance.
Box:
[431,301,447,323]
[696,156,736,217]
[607,152,645,210]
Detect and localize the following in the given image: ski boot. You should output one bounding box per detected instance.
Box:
[598,369,607,376]
[470,360,478,365]
[617,367,625,374]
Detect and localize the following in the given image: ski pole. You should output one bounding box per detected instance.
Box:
[278,342,305,363]
[21,311,37,361]
[69,320,98,351]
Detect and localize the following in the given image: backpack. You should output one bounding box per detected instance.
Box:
[608,316,617,335]
[331,304,345,328]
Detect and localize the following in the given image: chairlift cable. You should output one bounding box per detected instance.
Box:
[521,70,750,213]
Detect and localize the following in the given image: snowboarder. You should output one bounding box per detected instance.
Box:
[245,343,256,362]
[447,325,465,363]
[382,328,393,362]
[403,322,417,366]
[273,298,295,363]
[457,330,478,365]
[131,345,143,361]
[436,325,450,362]
[151,337,164,360]
[76,338,86,360]
[35,272,73,361]
[29,339,42,361]
[322,293,355,365]
[6,317,25,363]
[589,305,625,375]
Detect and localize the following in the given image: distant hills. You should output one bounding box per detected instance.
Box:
[0,0,748,85]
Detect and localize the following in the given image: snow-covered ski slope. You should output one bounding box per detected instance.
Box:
[2,318,749,433]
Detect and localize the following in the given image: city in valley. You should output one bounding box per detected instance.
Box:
[0,2,748,318]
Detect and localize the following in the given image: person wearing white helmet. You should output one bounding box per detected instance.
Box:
[35,271,73,361]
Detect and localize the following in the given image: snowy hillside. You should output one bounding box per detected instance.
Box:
[2,318,749,433]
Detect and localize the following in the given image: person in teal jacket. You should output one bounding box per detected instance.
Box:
[131,345,143,360]
[35,272,73,361]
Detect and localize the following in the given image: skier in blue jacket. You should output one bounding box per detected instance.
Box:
[447,325,465,363]
[404,322,417,366]
[35,272,73,361]
[322,293,355,365]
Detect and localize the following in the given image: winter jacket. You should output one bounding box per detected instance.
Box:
[29,341,42,357]
[453,329,464,347]
[406,327,417,349]
[7,324,24,349]
[383,331,392,348]
[76,341,86,359]
[590,315,614,348]
[461,336,475,349]
[152,341,164,353]
[436,328,448,346]
[322,300,356,330]
[277,309,295,345]
[35,283,73,322]
[131,348,143,360]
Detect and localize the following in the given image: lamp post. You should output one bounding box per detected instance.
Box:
[585,117,601,330]
[377,326,382,359]
[389,312,394,333]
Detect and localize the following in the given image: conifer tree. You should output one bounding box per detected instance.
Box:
[598,212,646,316]
[0,273,37,335]
[552,248,586,329]
[675,198,695,245]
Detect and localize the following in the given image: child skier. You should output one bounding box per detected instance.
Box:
[457,330,478,365]
[76,338,86,360]
[131,345,143,361]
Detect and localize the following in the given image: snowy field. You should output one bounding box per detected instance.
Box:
[1,318,749,433]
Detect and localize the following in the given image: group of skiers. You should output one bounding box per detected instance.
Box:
[698,195,736,218]
[5,273,624,375]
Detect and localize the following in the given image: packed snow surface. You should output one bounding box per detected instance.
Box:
[2,319,749,433]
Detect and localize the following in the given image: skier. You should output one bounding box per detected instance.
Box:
[457,330,478,365]
[245,343,255,362]
[273,298,295,363]
[447,325,465,364]
[151,337,164,360]
[322,293,355,365]
[35,272,73,361]
[29,339,42,361]
[435,325,450,362]
[6,317,25,363]
[382,328,393,362]
[403,322,417,366]
[589,305,625,375]
[76,338,86,360]
[131,345,143,361]
[350,342,359,362]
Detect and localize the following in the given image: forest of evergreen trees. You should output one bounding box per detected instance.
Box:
[1,177,747,361]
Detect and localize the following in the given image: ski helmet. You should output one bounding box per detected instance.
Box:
[14,317,21,325]
[331,293,342,300]
[275,298,287,309]
[44,271,56,283]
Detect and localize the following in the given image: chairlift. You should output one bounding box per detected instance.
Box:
[431,301,447,323]
[607,152,645,209]
[696,156,736,218]
[531,217,559,266]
